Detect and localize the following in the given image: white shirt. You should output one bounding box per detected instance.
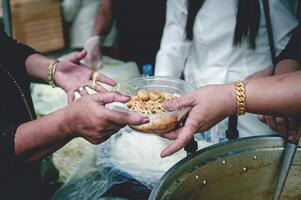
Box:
[62,0,116,48]
[155,0,298,139]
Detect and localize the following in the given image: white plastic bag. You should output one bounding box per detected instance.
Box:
[52,128,212,199]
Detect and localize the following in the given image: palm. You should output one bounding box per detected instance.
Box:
[56,60,93,92]
[54,50,115,103]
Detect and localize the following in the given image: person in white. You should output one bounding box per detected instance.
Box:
[61,0,116,51]
[155,0,299,141]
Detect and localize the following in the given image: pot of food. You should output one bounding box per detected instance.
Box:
[113,76,194,134]
[149,136,301,200]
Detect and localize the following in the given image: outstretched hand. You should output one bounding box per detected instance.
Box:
[54,50,115,103]
[159,85,236,157]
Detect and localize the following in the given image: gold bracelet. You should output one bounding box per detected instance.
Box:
[48,61,59,88]
[235,80,246,116]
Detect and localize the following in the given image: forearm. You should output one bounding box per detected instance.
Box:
[14,108,73,163]
[91,0,113,37]
[243,71,301,116]
[25,53,55,83]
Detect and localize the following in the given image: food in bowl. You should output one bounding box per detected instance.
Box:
[125,89,185,134]
[114,76,194,134]
[127,90,177,114]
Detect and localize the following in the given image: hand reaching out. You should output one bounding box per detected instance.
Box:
[159,85,236,157]
[54,50,115,103]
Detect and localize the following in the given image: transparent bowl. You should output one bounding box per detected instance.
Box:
[113,76,194,134]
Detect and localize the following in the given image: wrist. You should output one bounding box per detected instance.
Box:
[222,84,237,116]
[59,106,78,138]
[86,36,101,47]
[234,81,247,116]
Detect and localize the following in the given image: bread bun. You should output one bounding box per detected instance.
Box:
[130,111,188,134]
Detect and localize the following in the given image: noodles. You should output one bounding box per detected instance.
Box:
[127,90,176,114]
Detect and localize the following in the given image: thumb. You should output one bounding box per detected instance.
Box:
[164,95,191,112]
[69,50,88,63]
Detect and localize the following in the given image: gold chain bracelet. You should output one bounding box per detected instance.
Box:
[48,61,59,88]
[235,80,246,116]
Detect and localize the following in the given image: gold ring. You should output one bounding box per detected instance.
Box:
[92,72,97,90]
[78,87,84,93]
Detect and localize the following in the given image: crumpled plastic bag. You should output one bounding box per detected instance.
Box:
[52,128,212,199]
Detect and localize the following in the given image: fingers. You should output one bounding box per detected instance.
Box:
[89,92,129,105]
[69,50,88,63]
[288,119,300,143]
[75,86,90,99]
[293,125,301,144]
[94,83,108,93]
[275,117,289,138]
[264,115,278,132]
[105,110,149,126]
[164,95,191,112]
[263,115,296,140]
[96,73,116,86]
[160,126,194,158]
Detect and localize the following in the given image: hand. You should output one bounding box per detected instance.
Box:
[54,50,116,103]
[64,92,150,144]
[160,85,236,157]
[82,36,102,70]
[258,115,300,143]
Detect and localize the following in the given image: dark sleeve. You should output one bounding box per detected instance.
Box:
[0,24,37,74]
[276,24,301,65]
[0,125,19,177]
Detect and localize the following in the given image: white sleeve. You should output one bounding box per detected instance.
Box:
[270,0,299,55]
[62,0,82,22]
[155,0,191,78]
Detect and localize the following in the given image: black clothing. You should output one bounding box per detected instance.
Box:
[276,24,301,65]
[112,0,166,73]
[0,24,45,200]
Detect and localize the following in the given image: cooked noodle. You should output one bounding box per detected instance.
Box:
[127,90,176,114]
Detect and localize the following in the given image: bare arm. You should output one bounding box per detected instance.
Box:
[14,93,149,163]
[160,70,301,157]
[91,0,113,37]
[14,108,72,163]
[244,70,301,116]
[25,53,54,83]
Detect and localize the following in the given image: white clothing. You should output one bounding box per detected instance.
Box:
[155,0,298,139]
[62,0,116,48]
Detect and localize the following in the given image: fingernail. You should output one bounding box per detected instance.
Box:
[143,118,150,124]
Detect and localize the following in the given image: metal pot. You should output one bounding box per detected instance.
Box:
[149,136,301,200]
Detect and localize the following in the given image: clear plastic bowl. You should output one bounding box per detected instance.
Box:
[113,76,194,134]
